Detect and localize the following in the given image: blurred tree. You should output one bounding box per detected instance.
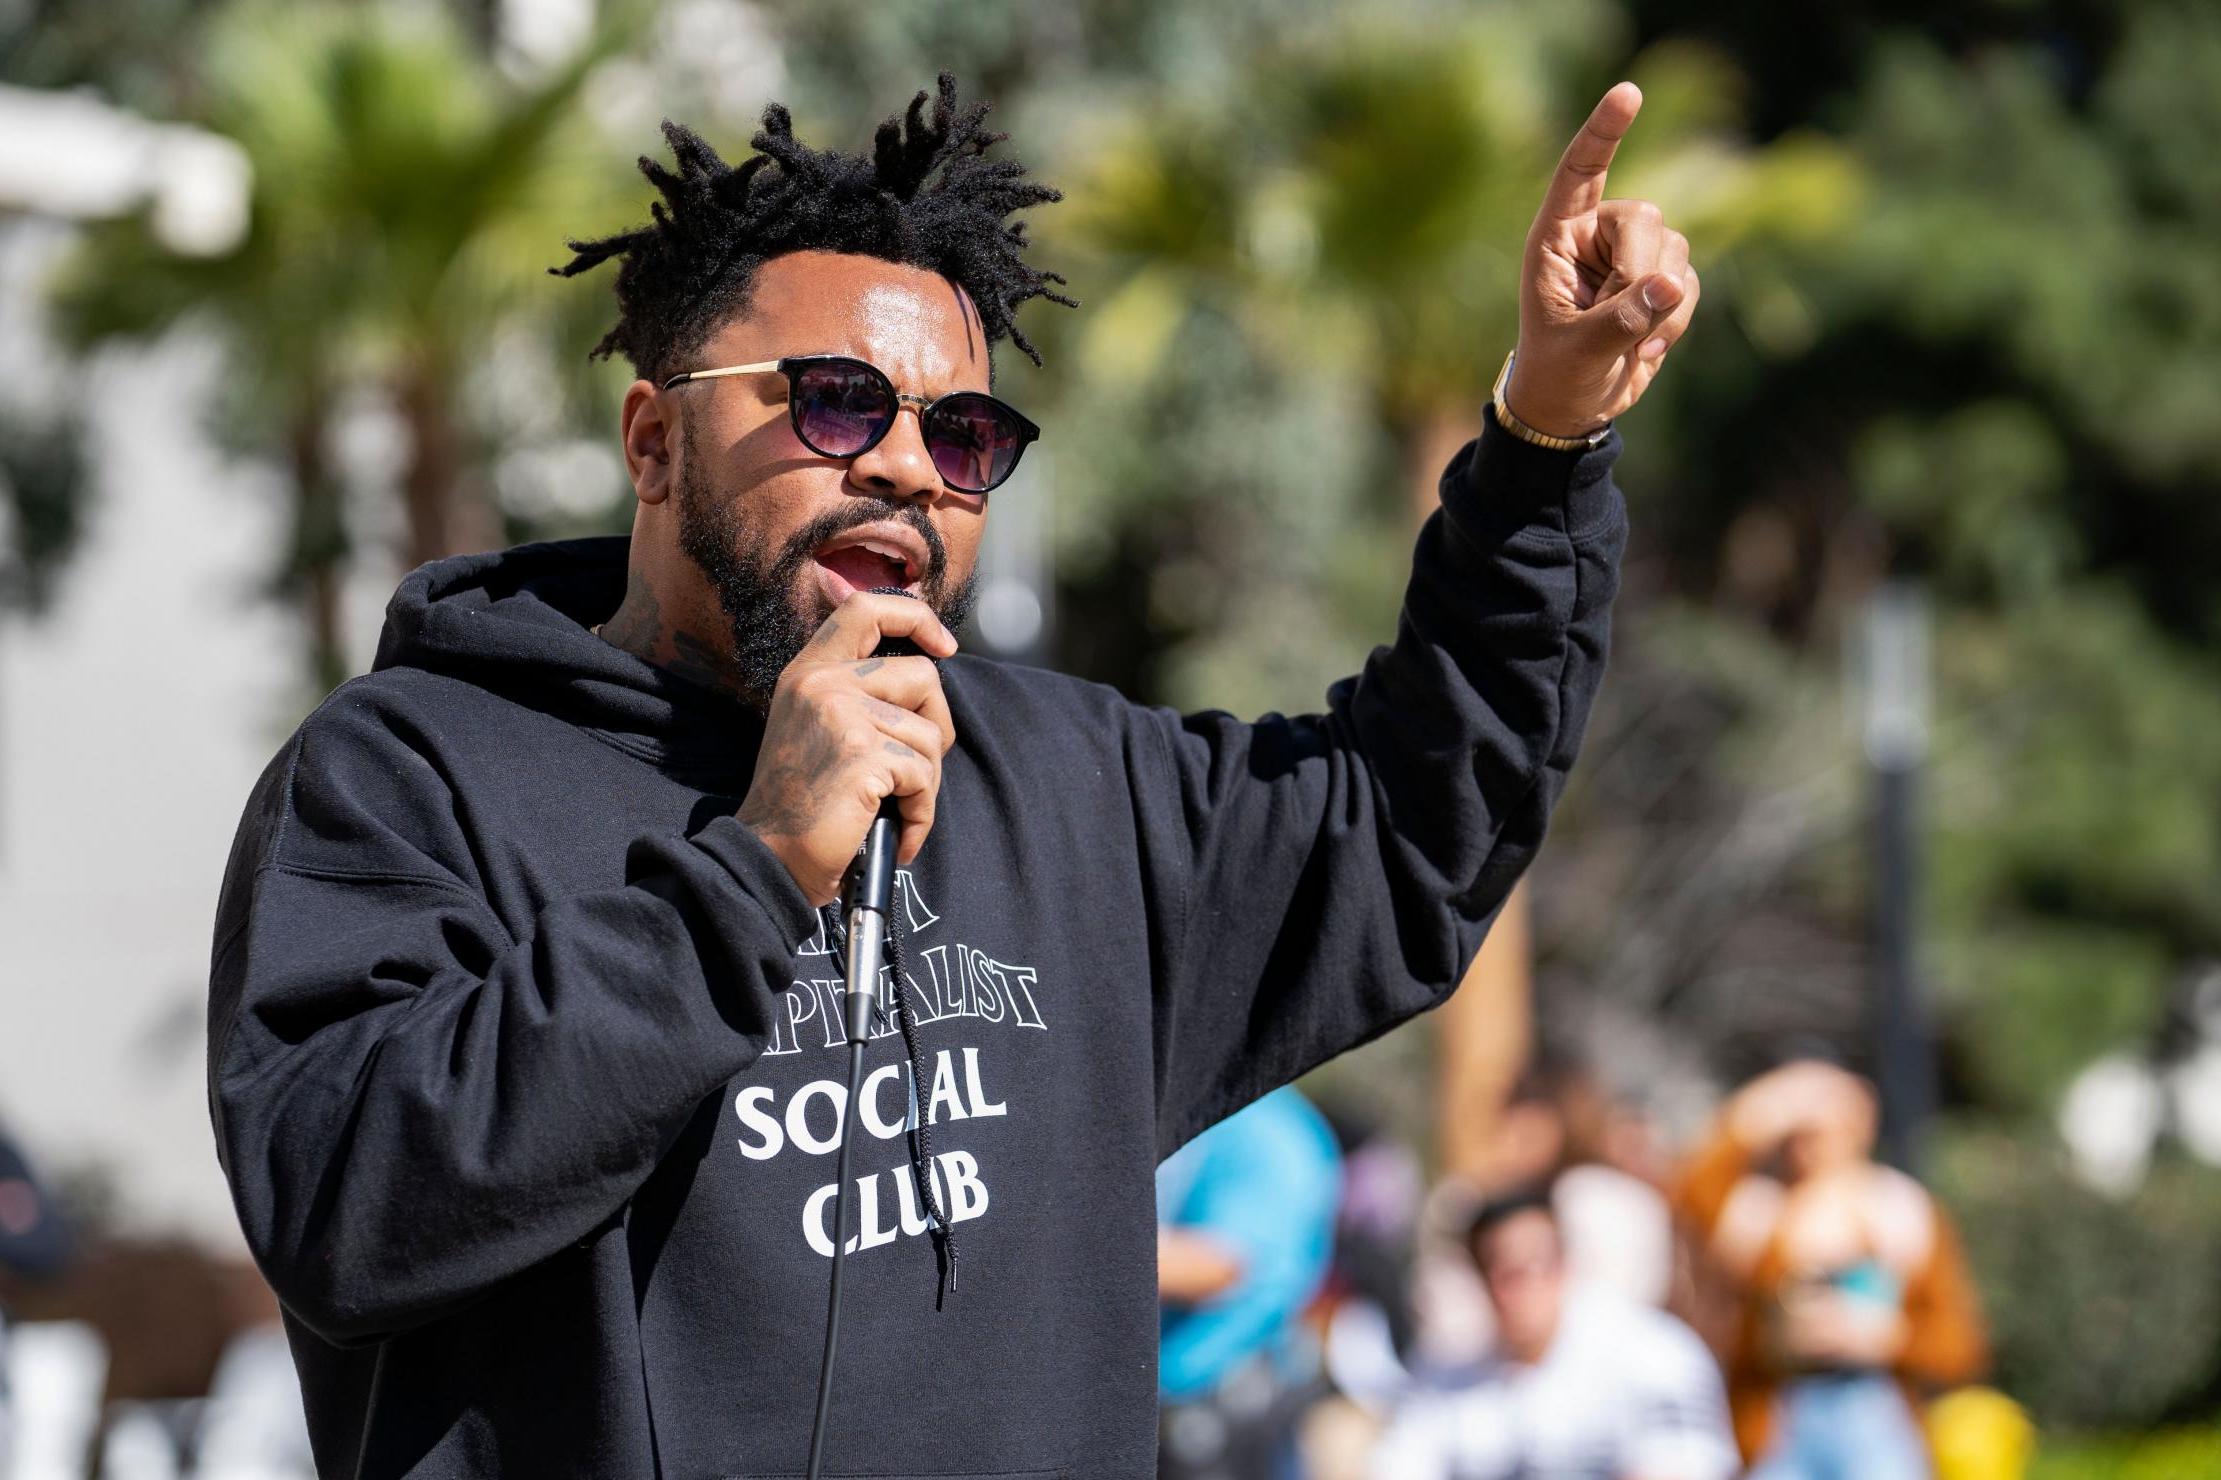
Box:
[1936,1128,2221,1430]
[1,0,214,611]
[1023,0,1856,713]
[45,2,635,689]
[0,0,213,111]
[1620,0,2131,142]
[1614,4,2221,1112]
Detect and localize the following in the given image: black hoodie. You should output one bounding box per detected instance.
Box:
[207,416,1625,1479]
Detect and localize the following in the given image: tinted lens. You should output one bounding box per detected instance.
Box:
[791,360,894,457]
[926,394,1028,492]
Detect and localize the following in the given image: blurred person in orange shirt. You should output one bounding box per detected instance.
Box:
[1676,1060,1987,1477]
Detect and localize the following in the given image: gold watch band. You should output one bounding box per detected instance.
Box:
[1490,349,1611,452]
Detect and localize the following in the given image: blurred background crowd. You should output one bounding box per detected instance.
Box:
[2,0,2218,1475]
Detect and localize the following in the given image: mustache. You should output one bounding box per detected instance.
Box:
[775,501,949,592]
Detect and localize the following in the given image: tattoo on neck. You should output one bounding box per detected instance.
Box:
[599,566,746,699]
[599,567,663,659]
[669,628,744,695]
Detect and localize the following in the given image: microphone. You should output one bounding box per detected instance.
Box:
[838,591,924,1044]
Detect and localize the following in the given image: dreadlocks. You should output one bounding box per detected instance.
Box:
[553,72,1076,386]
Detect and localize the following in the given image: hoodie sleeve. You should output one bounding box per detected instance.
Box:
[1137,412,1624,1151]
[206,698,818,1347]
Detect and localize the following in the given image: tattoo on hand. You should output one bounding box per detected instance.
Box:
[740,711,845,839]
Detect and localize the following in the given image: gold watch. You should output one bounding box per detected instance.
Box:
[1491,350,1611,452]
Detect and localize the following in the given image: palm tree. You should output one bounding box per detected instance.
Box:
[1061,8,1858,521]
[49,2,637,690]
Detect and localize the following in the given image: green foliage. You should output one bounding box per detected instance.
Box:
[1924,593,2221,1109]
[1820,24,2221,619]
[1048,0,1831,432]
[43,1,640,685]
[1935,1130,2221,1431]
[1853,402,2075,606]
[996,2,1841,719]
[1942,924,2173,1116]
[2032,1429,2221,1480]
[0,0,210,108]
[1579,4,2221,1118]
[52,3,631,397]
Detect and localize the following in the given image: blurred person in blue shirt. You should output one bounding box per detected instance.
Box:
[1157,1087,1342,1480]
[0,1124,73,1466]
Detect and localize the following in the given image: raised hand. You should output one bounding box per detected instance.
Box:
[738,591,959,906]
[1506,82,1701,440]
[1726,1060,1871,1152]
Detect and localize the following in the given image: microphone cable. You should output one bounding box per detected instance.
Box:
[806,600,912,1480]
[804,1033,868,1480]
[802,852,958,1477]
[805,812,890,1480]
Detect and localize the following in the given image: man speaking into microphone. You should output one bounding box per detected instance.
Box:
[207,73,1697,1479]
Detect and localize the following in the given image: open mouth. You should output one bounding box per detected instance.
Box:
[810,523,928,601]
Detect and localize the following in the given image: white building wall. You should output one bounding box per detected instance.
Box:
[0,224,392,1248]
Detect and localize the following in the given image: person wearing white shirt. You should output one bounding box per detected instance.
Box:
[1372,1186,1736,1480]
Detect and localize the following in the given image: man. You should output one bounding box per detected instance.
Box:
[1155,1087,1340,1479]
[1372,1189,1737,1480]
[208,72,1697,1478]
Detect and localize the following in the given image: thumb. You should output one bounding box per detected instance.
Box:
[1580,271,1683,350]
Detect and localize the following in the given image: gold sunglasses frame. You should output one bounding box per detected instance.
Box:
[659,354,1039,494]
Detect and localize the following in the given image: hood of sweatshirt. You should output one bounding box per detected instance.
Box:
[370,535,763,769]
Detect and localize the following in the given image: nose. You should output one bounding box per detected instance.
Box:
[846,401,940,504]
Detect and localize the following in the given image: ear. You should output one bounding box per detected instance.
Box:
[620,381,675,506]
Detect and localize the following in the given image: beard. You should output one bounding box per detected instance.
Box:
[674,428,977,709]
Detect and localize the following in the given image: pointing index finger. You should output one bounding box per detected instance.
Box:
[1539,81,1642,222]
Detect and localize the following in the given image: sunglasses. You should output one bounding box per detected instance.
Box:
[661,354,1040,494]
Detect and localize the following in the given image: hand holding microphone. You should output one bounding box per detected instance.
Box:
[738,589,958,907]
